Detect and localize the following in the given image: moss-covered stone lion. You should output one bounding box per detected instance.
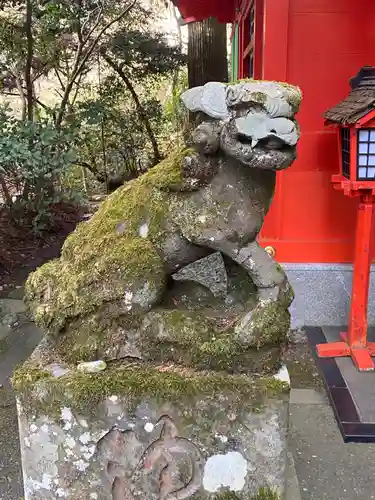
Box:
[25,79,302,372]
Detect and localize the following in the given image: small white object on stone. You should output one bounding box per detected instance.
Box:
[61,407,73,421]
[139,223,149,238]
[77,360,107,373]
[49,363,71,378]
[144,422,154,433]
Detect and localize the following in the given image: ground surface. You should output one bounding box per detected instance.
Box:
[0,300,42,500]
[0,203,82,292]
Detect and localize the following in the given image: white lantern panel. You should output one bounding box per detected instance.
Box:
[358,155,368,166]
[359,143,369,154]
[367,168,375,178]
[370,130,375,141]
[358,167,368,178]
[370,143,375,154]
[368,155,375,166]
[359,130,370,142]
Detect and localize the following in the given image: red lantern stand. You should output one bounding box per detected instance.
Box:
[317,174,375,371]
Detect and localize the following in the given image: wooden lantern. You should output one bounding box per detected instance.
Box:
[317,67,375,371]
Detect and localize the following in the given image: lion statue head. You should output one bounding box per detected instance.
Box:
[181,80,302,171]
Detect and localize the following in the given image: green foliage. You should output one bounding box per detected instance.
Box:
[0,0,187,212]
[252,487,280,500]
[108,29,186,79]
[162,70,189,147]
[0,106,77,231]
[70,82,164,186]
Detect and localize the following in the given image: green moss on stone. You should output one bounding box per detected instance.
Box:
[252,488,280,500]
[141,309,283,374]
[194,486,280,499]
[250,302,291,347]
[12,361,50,389]
[226,78,256,86]
[24,148,192,336]
[12,361,288,418]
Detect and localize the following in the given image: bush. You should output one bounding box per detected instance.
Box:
[0,107,77,232]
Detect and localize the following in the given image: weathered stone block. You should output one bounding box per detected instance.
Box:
[14,356,289,500]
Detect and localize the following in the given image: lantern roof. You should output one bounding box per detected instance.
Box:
[172,0,235,23]
[324,67,375,125]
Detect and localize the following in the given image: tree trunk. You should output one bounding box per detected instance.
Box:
[25,0,34,122]
[187,17,228,89]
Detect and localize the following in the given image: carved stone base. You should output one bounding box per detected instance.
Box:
[14,358,289,500]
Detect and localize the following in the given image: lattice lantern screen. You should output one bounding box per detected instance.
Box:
[358,129,375,180]
[341,128,350,178]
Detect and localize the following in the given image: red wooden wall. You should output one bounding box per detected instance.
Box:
[258,0,375,263]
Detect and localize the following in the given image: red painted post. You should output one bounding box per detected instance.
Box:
[317,192,375,371]
[347,195,375,348]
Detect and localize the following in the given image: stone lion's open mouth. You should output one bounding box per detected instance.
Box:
[220,123,297,170]
[236,133,293,153]
[234,133,297,170]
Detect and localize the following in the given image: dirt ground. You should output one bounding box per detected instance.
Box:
[0,203,83,292]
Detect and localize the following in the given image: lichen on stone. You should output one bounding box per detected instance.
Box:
[226,78,302,112]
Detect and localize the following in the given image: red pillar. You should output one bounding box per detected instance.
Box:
[317,194,375,371]
[348,195,375,347]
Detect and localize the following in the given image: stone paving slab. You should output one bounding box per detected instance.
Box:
[290,397,375,500]
[0,301,42,500]
[323,326,375,424]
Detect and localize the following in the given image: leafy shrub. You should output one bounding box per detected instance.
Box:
[0,106,77,232]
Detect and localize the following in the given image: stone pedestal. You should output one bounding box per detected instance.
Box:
[14,355,289,500]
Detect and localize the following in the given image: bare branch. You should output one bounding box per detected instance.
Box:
[54,68,66,92]
[55,0,137,129]
[71,71,84,106]
[25,0,34,122]
[82,6,103,46]
[104,54,162,166]
[74,0,84,44]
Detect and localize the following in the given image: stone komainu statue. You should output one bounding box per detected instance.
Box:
[25,80,302,372]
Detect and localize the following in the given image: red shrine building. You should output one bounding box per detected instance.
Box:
[173,0,375,328]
